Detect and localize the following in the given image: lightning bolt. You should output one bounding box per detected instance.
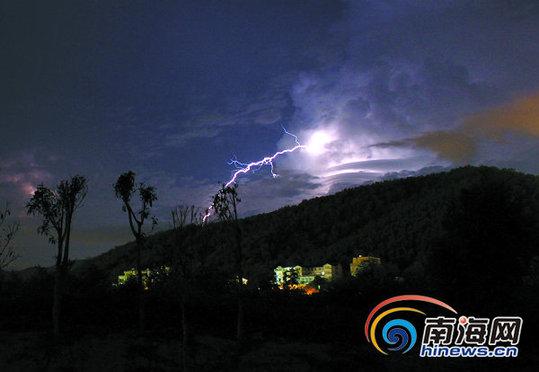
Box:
[203,126,305,222]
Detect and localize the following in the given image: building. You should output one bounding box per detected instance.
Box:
[116,266,245,289]
[274,255,381,287]
[350,255,381,276]
[116,266,171,289]
[274,263,342,286]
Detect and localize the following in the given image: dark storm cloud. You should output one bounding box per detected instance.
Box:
[238,171,323,216]
[326,158,429,174]
[325,171,383,194]
[2,0,539,268]
[379,166,450,182]
[243,171,322,199]
[1,0,343,268]
[284,0,539,196]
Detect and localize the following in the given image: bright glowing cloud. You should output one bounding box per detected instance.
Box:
[305,129,336,156]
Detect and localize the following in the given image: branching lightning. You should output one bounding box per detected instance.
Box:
[202,126,305,222]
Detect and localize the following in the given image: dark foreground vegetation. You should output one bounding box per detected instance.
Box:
[1,166,539,371]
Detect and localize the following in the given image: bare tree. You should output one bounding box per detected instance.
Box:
[212,184,245,344]
[0,204,19,270]
[114,171,157,334]
[26,175,87,336]
[171,205,201,230]
[170,204,202,371]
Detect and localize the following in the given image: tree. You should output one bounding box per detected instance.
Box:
[114,171,157,334]
[212,184,245,344]
[26,175,87,336]
[170,205,202,371]
[0,204,19,270]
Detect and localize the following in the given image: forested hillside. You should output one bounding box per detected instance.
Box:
[82,166,539,306]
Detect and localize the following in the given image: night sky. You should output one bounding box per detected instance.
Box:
[2,1,539,268]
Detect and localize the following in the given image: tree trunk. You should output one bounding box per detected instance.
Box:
[236,293,244,343]
[52,267,64,337]
[235,224,244,344]
[136,239,145,335]
[341,259,351,278]
[181,298,189,371]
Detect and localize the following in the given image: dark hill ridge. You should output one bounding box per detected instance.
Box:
[75,166,539,287]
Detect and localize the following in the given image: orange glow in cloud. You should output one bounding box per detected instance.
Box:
[463,92,539,138]
[374,91,539,164]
